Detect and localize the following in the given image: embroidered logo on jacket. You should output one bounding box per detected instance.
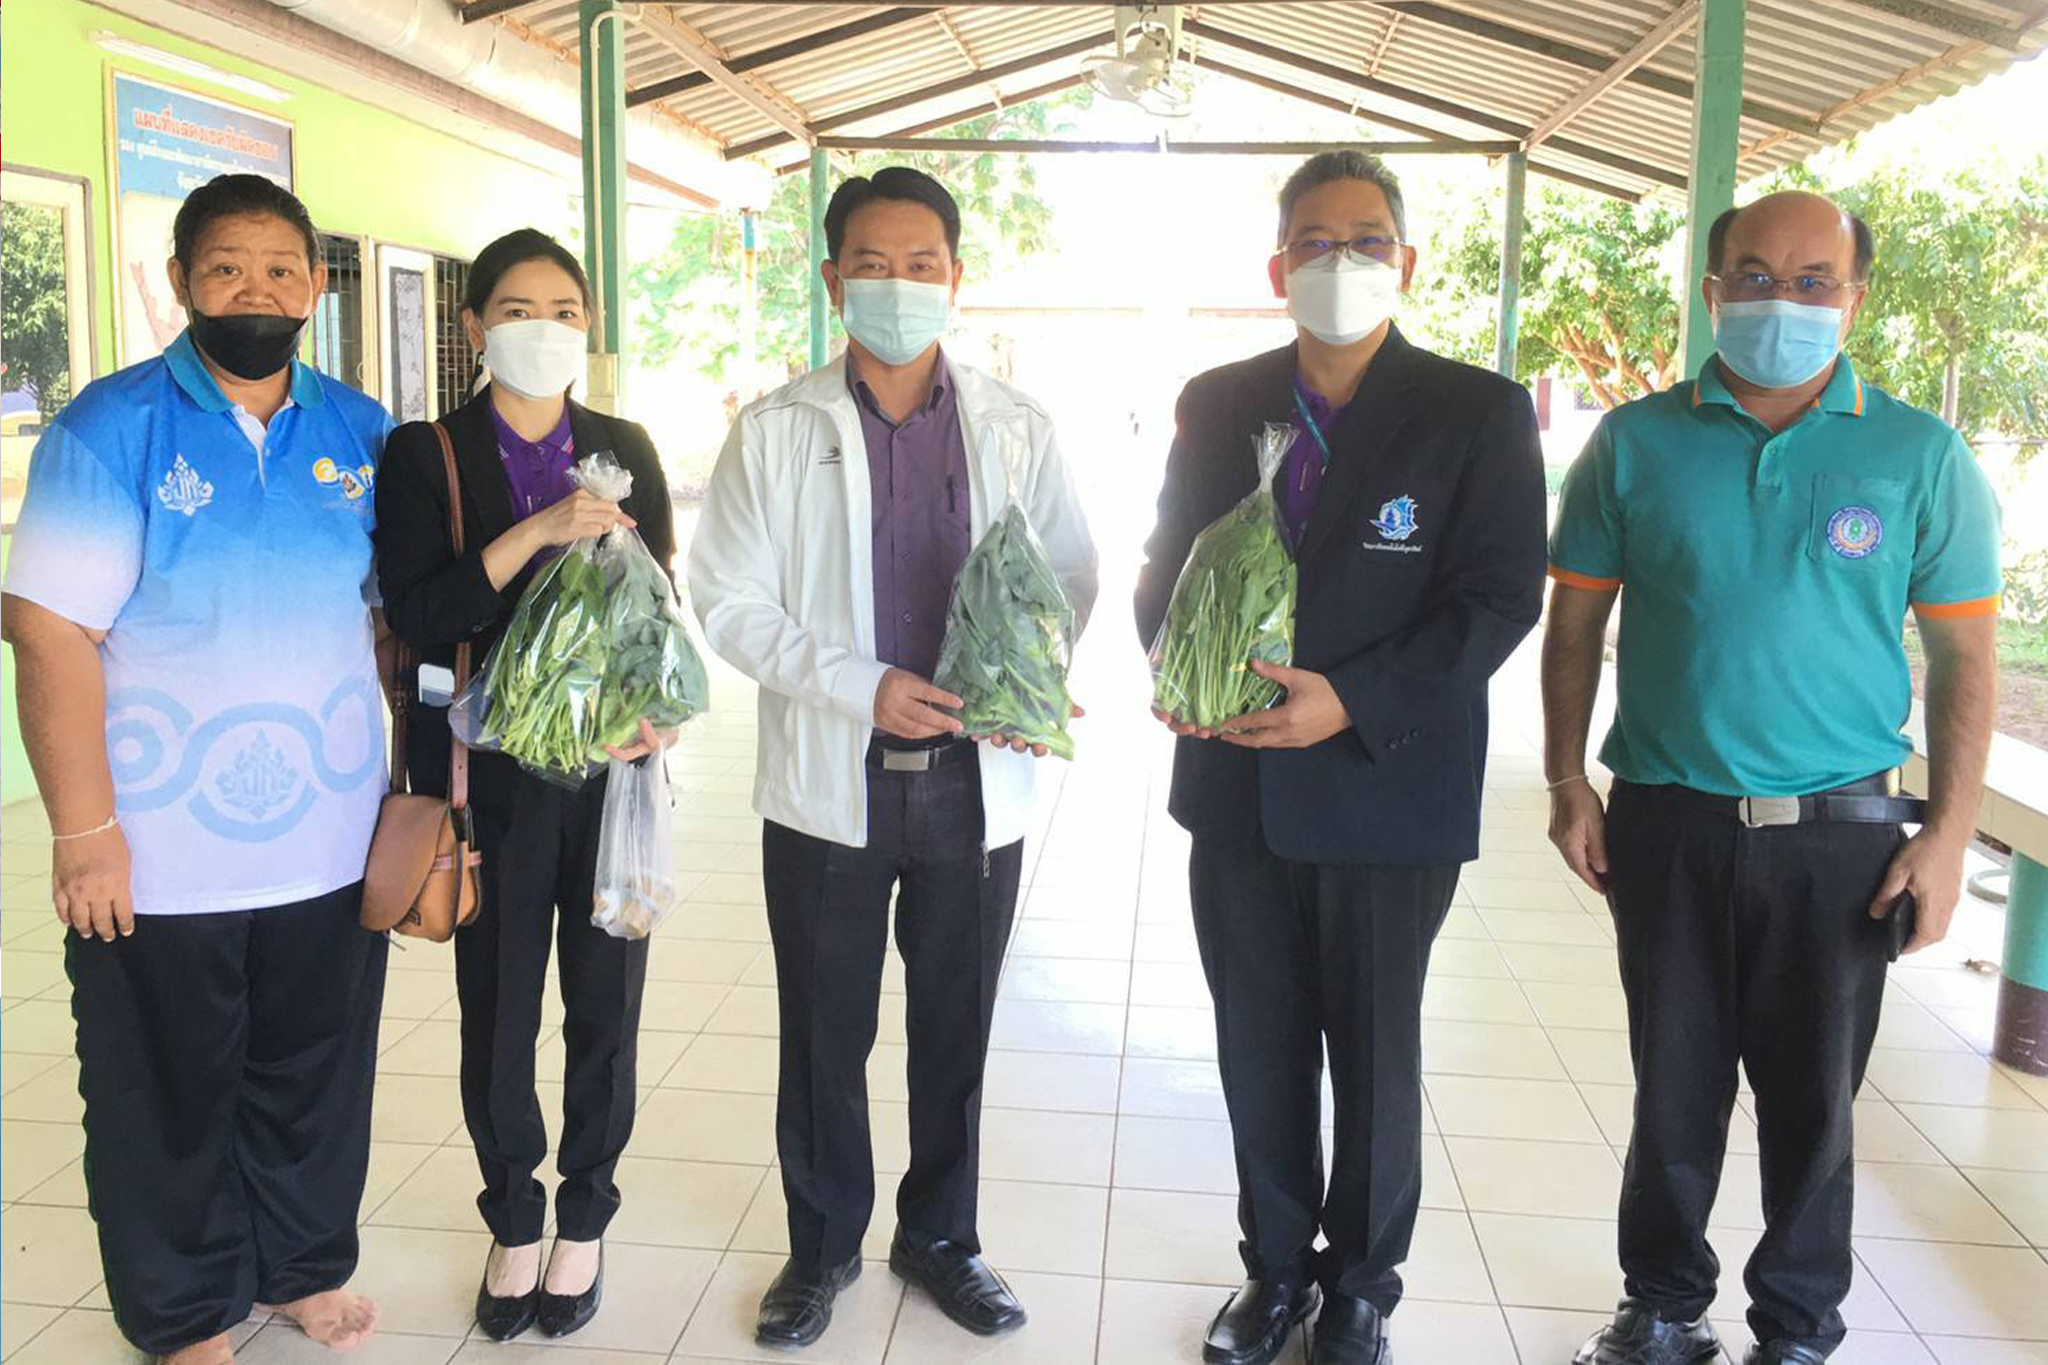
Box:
[312,457,376,501]
[1371,495,1420,542]
[156,455,214,516]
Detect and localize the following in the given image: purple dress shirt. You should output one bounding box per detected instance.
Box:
[491,403,577,518]
[851,350,971,682]
[1279,378,1344,547]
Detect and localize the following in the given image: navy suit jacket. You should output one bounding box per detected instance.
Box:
[1134,328,1548,866]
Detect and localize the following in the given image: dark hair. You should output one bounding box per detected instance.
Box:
[1277,151,1407,245]
[172,173,318,271]
[462,228,592,316]
[1708,202,1875,281]
[824,167,962,261]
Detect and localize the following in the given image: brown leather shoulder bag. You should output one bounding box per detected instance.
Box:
[361,422,482,941]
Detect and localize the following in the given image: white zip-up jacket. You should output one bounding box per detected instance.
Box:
[686,354,1099,850]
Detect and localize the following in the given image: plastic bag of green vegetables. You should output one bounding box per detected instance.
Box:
[931,449,1078,759]
[1149,423,1298,729]
[450,452,709,785]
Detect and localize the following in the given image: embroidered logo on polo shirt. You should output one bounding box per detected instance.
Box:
[156,455,214,517]
[1826,505,1883,559]
[1371,495,1420,542]
[312,457,375,501]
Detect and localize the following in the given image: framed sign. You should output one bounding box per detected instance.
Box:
[0,166,98,530]
[377,244,437,424]
[108,70,294,365]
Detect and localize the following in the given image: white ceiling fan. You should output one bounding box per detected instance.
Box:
[1082,5,1196,118]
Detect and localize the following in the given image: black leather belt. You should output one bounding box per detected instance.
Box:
[1641,770,1926,828]
[869,738,975,774]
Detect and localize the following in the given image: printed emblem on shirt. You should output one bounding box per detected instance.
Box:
[1826,505,1883,559]
[1362,495,1423,554]
[820,445,843,467]
[156,455,214,517]
[312,457,376,503]
[213,731,302,819]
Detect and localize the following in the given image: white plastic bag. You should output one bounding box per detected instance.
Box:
[591,752,677,940]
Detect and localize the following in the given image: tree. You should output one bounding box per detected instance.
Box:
[632,91,1088,390]
[1,203,74,421]
[1424,182,1684,408]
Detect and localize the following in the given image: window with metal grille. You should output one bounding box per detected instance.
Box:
[434,254,475,417]
[306,234,365,389]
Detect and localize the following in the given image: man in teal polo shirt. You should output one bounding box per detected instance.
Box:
[1543,191,2000,1365]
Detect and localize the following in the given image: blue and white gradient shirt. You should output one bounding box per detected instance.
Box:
[5,330,394,913]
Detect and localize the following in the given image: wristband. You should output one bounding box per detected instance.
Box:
[52,814,119,841]
[1546,775,1591,792]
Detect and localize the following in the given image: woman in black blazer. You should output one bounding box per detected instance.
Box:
[373,229,675,1344]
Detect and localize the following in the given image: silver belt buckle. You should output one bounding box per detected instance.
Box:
[1739,795,1801,828]
[882,748,935,773]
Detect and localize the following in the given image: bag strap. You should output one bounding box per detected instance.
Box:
[430,421,474,815]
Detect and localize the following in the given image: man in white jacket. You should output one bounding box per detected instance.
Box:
[687,167,1098,1351]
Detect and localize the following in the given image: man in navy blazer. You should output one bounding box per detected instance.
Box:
[1135,152,1547,1365]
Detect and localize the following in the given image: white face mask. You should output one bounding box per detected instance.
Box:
[1284,252,1402,346]
[839,277,951,366]
[481,319,586,399]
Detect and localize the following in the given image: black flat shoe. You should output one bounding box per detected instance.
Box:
[756,1255,862,1348]
[1574,1298,1721,1365]
[888,1230,1027,1337]
[474,1247,541,1343]
[1744,1343,1827,1365]
[537,1244,603,1338]
[1310,1293,1391,1365]
[1204,1279,1320,1365]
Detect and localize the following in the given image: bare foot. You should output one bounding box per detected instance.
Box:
[487,1241,543,1297]
[273,1289,379,1353]
[161,1333,234,1365]
[544,1237,600,1295]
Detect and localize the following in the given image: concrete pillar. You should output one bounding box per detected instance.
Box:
[1678,0,1745,379]
[579,0,627,413]
[1995,853,2048,1076]
[1494,150,1529,379]
[808,147,829,371]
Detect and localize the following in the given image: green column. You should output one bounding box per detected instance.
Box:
[808,147,828,371]
[1494,150,1528,380]
[1679,0,1746,378]
[1996,853,2048,1075]
[579,0,627,411]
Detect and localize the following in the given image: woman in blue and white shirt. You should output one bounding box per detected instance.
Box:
[2,174,391,1365]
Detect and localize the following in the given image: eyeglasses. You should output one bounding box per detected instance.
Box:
[1708,271,1866,304]
[1274,235,1404,269]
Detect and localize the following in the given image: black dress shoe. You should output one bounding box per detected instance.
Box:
[474,1248,541,1343]
[1204,1279,1320,1365]
[1310,1293,1390,1365]
[755,1255,861,1348]
[887,1231,1027,1336]
[537,1244,603,1338]
[1573,1298,1722,1365]
[1744,1343,1828,1365]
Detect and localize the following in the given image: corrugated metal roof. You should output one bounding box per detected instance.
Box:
[489,1,2048,199]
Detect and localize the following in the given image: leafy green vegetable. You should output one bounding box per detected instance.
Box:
[933,502,1077,760]
[1150,427,1299,729]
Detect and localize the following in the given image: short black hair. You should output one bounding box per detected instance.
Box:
[1708,202,1876,281]
[172,173,318,271]
[824,167,962,261]
[1277,151,1407,245]
[462,228,592,316]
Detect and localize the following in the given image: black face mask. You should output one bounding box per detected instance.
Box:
[186,309,306,381]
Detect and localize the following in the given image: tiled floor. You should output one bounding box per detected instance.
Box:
[5,610,2048,1362]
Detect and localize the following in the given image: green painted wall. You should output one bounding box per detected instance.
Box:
[1,0,583,806]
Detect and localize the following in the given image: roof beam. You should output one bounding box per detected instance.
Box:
[634,6,816,147]
[816,136,1525,154]
[457,0,548,23]
[1370,2,1822,135]
[1194,56,1645,201]
[1182,19,1687,188]
[724,30,1114,160]
[626,8,934,108]
[1526,1,1701,150]
[1826,0,2033,48]
[774,74,1088,175]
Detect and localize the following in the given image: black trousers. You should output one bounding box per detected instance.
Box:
[66,882,386,1355]
[1189,839,1458,1311]
[761,743,1024,1270]
[458,763,650,1245]
[1605,780,1899,1355]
